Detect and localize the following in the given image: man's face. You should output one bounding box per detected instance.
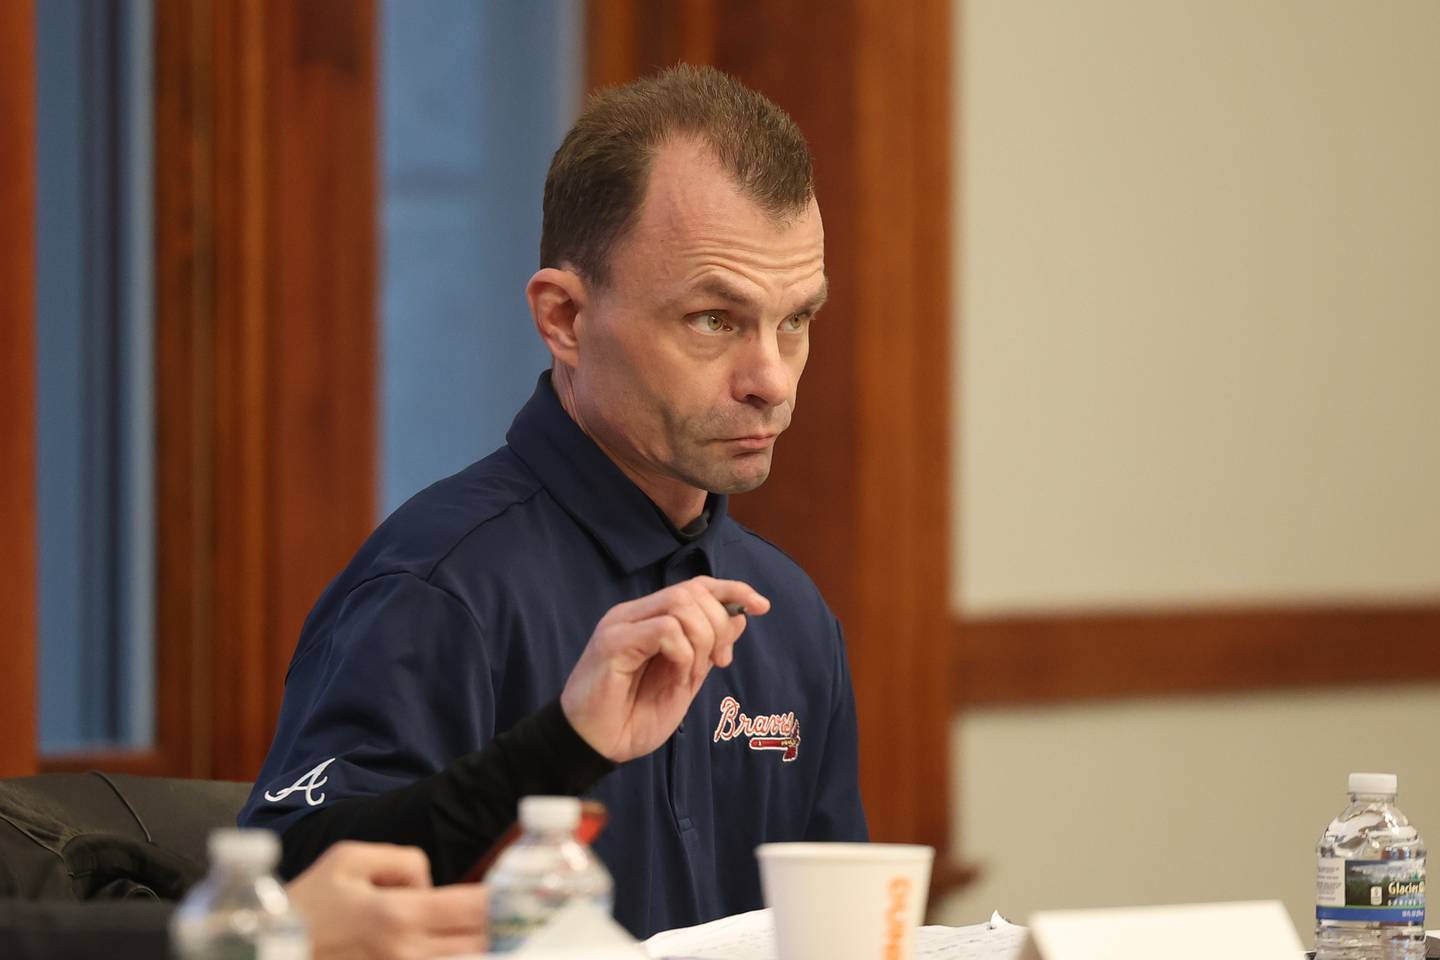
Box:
[567,138,826,497]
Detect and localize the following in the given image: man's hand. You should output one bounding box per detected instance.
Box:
[286,841,487,960]
[561,576,770,762]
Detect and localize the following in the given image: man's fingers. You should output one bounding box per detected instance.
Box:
[714,624,738,668]
[687,584,739,674]
[602,583,696,623]
[624,615,694,673]
[422,931,490,958]
[672,585,721,687]
[690,576,771,617]
[324,841,432,889]
[592,578,767,684]
[390,882,488,933]
[607,578,770,624]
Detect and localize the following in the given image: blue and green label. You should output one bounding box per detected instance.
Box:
[1317,857,1425,924]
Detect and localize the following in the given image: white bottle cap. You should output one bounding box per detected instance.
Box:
[208,828,281,870]
[519,795,581,834]
[1348,772,1398,795]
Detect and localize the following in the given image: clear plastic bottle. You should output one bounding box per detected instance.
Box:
[1316,772,1426,960]
[485,795,615,953]
[170,828,310,960]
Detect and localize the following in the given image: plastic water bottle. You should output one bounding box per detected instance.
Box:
[485,795,615,953]
[170,828,309,960]
[1315,772,1426,960]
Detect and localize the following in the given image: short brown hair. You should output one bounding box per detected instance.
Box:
[540,64,814,287]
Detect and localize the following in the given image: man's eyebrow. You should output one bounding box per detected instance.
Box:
[686,276,829,315]
[798,278,829,315]
[693,277,758,309]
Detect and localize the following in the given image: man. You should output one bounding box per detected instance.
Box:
[240,64,867,937]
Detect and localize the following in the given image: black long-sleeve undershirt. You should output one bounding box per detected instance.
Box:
[277,699,615,885]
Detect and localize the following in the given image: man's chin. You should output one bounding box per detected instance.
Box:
[704,463,772,496]
[675,449,775,496]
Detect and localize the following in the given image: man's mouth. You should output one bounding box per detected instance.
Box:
[721,434,778,451]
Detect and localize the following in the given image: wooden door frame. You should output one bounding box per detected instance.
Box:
[0,0,39,779]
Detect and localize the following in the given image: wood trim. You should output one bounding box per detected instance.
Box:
[152,0,211,779]
[955,605,1440,706]
[203,0,378,783]
[208,0,277,784]
[261,0,377,778]
[0,0,39,779]
[36,750,171,778]
[586,1,716,92]
[585,0,639,90]
[148,0,377,781]
[583,0,959,873]
[847,0,954,855]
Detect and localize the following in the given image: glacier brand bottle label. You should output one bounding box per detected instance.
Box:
[1316,856,1425,924]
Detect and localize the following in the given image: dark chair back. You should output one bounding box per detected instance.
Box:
[0,772,251,902]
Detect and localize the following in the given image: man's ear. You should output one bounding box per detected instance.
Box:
[527,267,587,368]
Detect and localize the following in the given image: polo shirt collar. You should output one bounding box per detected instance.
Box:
[506,372,731,574]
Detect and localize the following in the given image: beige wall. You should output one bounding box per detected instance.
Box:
[947,0,1440,938]
[936,687,1440,935]
[953,0,1440,616]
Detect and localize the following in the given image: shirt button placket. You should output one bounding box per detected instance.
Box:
[661,547,712,829]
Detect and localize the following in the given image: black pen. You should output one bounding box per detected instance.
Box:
[723,602,747,617]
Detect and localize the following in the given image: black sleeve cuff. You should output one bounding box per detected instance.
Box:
[474,699,616,799]
[279,699,616,885]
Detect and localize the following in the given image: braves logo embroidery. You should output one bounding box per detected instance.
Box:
[712,696,801,762]
[263,758,337,806]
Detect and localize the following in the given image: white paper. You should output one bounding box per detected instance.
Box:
[644,908,776,960]
[510,900,649,960]
[644,907,1028,960]
[915,917,1028,960]
[1021,901,1301,960]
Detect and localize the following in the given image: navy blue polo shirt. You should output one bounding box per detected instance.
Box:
[239,372,868,937]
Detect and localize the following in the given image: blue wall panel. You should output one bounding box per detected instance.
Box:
[380,1,581,515]
[36,0,154,751]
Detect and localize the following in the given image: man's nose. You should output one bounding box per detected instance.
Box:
[734,330,791,409]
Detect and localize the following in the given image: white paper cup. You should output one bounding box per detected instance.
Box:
[756,842,934,960]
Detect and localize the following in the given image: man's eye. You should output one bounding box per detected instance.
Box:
[688,312,729,334]
[781,312,810,332]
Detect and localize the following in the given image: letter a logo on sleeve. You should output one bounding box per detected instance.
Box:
[712,696,801,762]
[263,758,337,806]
